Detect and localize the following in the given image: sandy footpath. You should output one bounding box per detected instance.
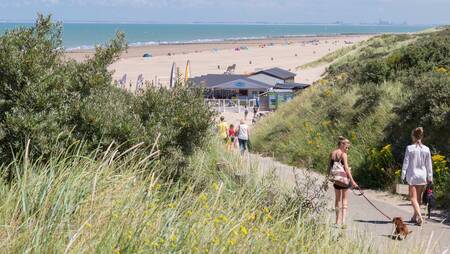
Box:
[66,35,371,89]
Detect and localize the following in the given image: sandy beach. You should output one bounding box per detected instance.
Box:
[66,35,372,89]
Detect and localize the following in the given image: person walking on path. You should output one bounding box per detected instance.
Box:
[244,106,249,121]
[401,127,433,226]
[236,120,250,155]
[253,105,258,118]
[227,124,236,151]
[217,116,229,144]
[329,136,358,228]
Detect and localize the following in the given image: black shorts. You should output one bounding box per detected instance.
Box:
[333,182,351,190]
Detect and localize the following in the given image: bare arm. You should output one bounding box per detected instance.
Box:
[401,147,409,182]
[342,153,358,187]
[426,151,433,183]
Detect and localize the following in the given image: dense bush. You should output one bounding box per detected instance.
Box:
[0,15,214,180]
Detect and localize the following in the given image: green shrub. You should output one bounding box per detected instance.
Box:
[357,144,398,188]
[0,15,215,180]
[431,154,450,208]
[387,72,450,159]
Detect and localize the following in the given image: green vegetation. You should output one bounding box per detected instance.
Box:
[0,15,214,180]
[0,16,385,253]
[253,28,450,207]
[296,45,357,69]
[0,140,381,253]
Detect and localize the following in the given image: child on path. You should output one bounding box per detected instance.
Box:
[227,124,236,151]
[217,116,228,144]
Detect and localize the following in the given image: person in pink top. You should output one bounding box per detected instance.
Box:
[227,124,236,151]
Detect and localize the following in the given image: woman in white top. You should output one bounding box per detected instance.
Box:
[236,119,249,155]
[401,127,433,226]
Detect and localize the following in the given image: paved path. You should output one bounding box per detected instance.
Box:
[248,154,450,254]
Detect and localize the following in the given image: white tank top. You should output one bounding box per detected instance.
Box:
[238,124,249,140]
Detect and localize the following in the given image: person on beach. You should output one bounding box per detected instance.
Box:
[401,127,433,226]
[244,106,249,120]
[329,136,358,227]
[217,116,229,144]
[236,120,249,155]
[227,124,236,151]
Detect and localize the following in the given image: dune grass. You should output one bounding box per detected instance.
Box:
[296,45,357,70]
[0,139,379,253]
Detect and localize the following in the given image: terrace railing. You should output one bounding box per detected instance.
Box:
[205,99,257,113]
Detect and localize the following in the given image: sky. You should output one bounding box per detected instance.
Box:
[0,0,449,25]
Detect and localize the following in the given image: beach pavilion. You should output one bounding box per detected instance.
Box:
[188,67,310,110]
[188,74,272,99]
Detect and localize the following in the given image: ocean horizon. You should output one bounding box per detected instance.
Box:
[0,23,431,50]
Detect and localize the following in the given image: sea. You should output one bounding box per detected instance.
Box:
[0,23,431,51]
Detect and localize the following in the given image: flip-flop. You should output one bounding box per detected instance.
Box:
[416,217,423,226]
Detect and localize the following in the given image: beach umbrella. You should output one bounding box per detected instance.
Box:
[185,60,191,83]
[169,62,177,88]
[143,53,152,58]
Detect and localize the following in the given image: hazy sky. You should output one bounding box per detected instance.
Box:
[1,0,449,24]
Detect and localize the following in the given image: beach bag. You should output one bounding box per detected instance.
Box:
[329,159,350,187]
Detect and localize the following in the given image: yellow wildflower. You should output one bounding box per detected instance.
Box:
[228,239,236,246]
[199,193,208,203]
[240,225,249,236]
[381,144,392,153]
[246,212,256,222]
[212,182,219,191]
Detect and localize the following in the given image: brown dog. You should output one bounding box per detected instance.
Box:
[392,217,412,240]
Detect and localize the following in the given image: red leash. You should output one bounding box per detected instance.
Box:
[353,187,392,221]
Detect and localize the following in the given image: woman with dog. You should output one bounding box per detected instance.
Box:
[329,136,358,228]
[401,127,433,226]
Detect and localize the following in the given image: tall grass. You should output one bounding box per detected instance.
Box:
[296,45,357,69]
[0,140,376,253]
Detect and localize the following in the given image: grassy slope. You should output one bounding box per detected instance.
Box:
[252,28,450,193]
[253,35,412,171]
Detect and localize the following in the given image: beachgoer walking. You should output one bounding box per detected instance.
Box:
[227,124,236,151]
[329,136,358,227]
[253,105,258,118]
[236,120,249,155]
[401,127,433,226]
[217,116,229,144]
[244,106,249,120]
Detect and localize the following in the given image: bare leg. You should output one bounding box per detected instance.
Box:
[341,188,349,225]
[409,185,423,224]
[334,189,341,224]
[416,185,425,206]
